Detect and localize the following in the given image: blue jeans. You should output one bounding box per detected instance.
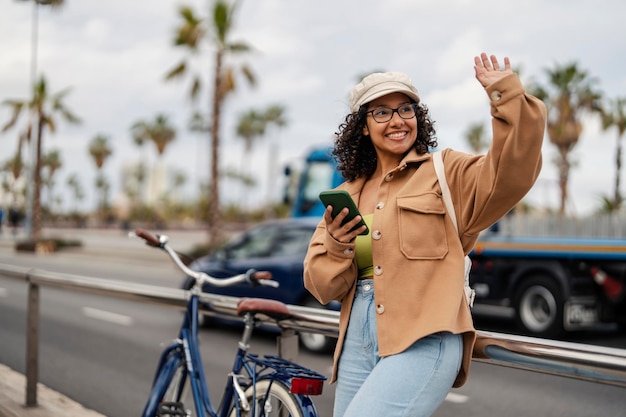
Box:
[334,279,463,417]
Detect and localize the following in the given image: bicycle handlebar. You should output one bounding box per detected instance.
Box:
[130,229,278,289]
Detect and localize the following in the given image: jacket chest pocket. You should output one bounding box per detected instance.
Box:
[397,193,448,260]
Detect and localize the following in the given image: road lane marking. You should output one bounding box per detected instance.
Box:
[445,392,469,403]
[0,288,7,297]
[81,307,133,326]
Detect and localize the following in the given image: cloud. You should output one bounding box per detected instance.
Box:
[1,0,625,216]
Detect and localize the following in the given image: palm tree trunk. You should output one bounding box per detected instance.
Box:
[557,146,570,217]
[614,134,623,209]
[208,50,224,247]
[32,114,44,240]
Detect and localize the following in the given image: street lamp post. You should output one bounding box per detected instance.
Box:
[17,0,63,239]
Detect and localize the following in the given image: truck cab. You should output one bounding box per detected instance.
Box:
[287,146,343,218]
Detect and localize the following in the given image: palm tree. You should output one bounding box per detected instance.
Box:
[121,162,148,214]
[531,62,603,217]
[464,122,488,154]
[131,114,177,206]
[234,105,287,167]
[40,149,61,212]
[188,111,210,221]
[94,174,110,217]
[235,105,288,207]
[236,109,266,157]
[188,111,211,134]
[600,97,626,211]
[131,114,176,158]
[3,150,25,184]
[235,109,265,206]
[1,155,26,206]
[88,134,113,213]
[66,173,85,214]
[166,0,255,245]
[169,169,187,202]
[597,194,621,214]
[88,134,113,169]
[17,1,64,9]
[263,105,287,131]
[1,75,80,238]
[262,104,287,206]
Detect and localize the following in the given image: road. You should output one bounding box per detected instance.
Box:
[0,230,625,416]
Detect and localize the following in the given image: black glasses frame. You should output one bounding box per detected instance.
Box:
[366,103,418,123]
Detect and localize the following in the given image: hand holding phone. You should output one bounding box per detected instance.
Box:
[319,190,369,235]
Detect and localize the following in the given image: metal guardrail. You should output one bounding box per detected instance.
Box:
[1,263,625,408]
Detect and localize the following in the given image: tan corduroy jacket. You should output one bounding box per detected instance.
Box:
[303,73,546,388]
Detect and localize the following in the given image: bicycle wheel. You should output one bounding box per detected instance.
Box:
[146,355,193,417]
[229,379,304,417]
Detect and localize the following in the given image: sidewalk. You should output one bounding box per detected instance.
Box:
[0,364,105,417]
[0,226,214,417]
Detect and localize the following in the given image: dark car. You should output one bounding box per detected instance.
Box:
[182,217,339,353]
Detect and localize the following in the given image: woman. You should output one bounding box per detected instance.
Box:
[303,53,546,417]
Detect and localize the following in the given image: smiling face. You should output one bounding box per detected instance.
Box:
[363,92,418,164]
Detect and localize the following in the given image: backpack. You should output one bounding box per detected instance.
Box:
[432,151,476,308]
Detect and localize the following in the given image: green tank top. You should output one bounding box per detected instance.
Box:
[355,214,374,278]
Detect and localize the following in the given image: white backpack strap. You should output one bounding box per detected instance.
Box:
[432,150,475,307]
[432,150,457,233]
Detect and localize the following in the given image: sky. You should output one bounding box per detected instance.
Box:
[1,0,624,216]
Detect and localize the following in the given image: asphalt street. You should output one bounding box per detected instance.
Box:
[0,226,209,417]
[1,226,625,416]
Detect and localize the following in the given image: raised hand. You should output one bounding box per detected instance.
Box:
[474,52,513,88]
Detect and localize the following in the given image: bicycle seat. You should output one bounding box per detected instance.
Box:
[237,298,291,321]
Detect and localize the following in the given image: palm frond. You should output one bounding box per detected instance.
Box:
[1,101,26,132]
[228,41,252,53]
[189,76,202,101]
[240,64,256,87]
[213,1,232,42]
[164,61,188,80]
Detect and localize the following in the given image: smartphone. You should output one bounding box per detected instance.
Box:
[319,190,369,235]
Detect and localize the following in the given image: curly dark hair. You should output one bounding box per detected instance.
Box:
[332,101,438,181]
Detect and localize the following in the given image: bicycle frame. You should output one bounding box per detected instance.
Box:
[141,288,324,417]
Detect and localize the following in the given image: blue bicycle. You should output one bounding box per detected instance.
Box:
[133,229,326,417]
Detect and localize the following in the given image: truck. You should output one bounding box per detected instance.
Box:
[285,146,626,338]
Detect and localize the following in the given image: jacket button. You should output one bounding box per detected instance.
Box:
[343,248,354,255]
[376,202,384,210]
[490,90,502,101]
[372,230,382,240]
[385,173,394,182]
[374,266,383,275]
[376,304,385,314]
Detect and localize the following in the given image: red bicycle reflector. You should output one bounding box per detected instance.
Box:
[290,377,324,395]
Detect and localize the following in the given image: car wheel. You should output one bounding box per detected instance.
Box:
[299,297,336,354]
[182,276,212,328]
[513,275,564,338]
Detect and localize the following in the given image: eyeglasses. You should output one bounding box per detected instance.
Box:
[366,103,417,123]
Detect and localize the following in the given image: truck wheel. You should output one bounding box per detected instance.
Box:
[299,297,336,354]
[513,276,564,338]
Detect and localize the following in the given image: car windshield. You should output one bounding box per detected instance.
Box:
[226,224,313,260]
[273,227,314,257]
